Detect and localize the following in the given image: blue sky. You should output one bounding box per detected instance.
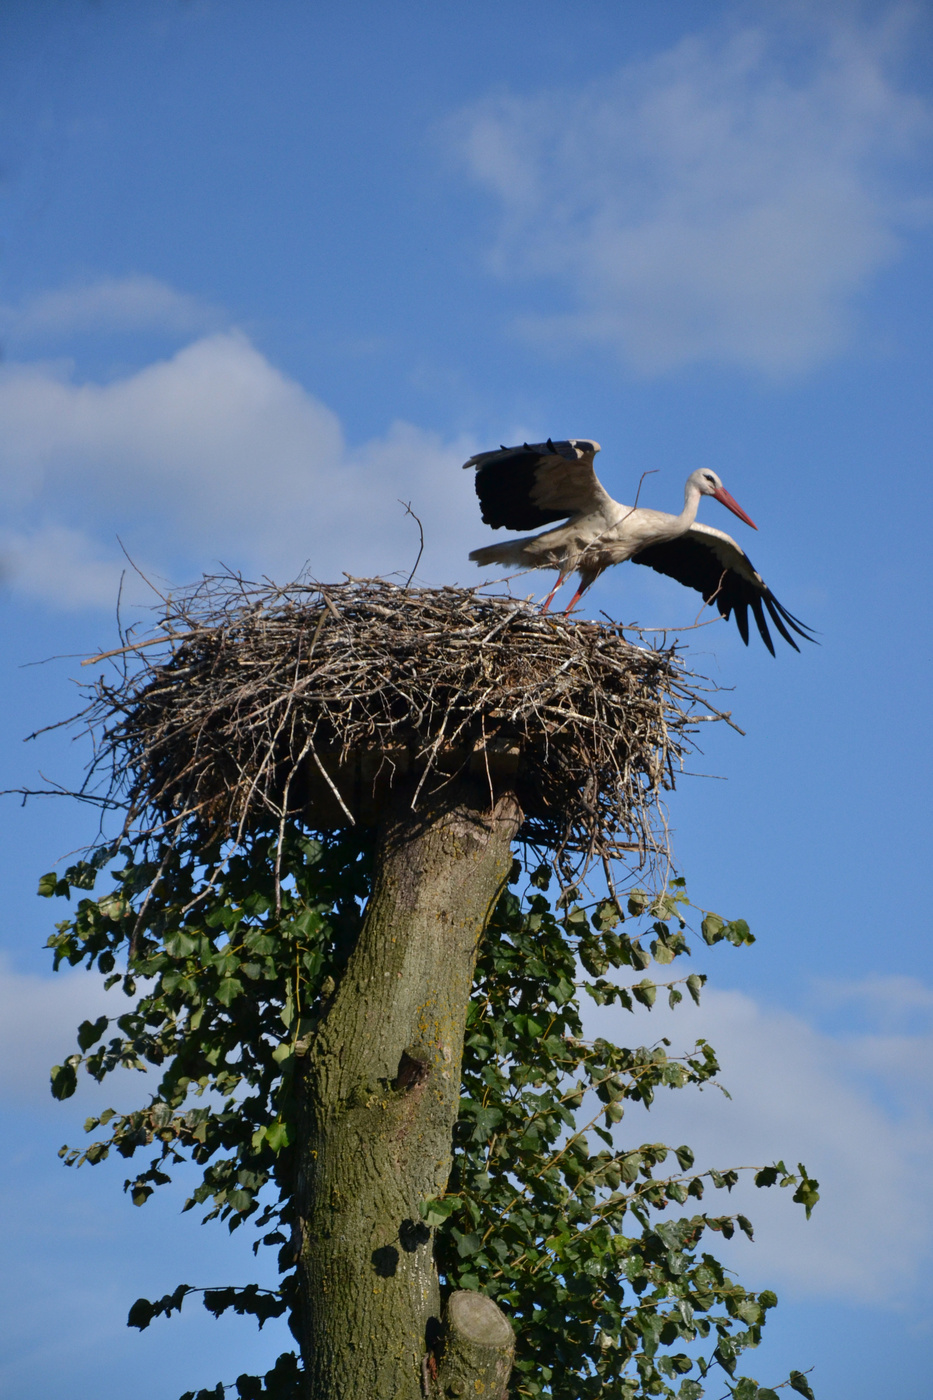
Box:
[1,2,932,1396]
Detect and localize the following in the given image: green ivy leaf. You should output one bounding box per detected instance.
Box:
[792,1166,820,1220]
[127,1297,155,1330]
[50,1059,78,1100]
[38,871,70,899]
[215,977,245,1006]
[77,1016,108,1051]
[632,978,657,1008]
[700,913,724,945]
[420,1196,457,1227]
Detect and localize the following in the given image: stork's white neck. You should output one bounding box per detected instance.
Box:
[675,478,703,533]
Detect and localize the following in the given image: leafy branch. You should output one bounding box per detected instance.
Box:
[41,834,816,1399]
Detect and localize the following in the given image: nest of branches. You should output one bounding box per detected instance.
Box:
[69,575,731,885]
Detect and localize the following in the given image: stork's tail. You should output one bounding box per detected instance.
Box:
[469,538,539,569]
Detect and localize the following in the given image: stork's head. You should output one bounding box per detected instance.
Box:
[690,469,758,530]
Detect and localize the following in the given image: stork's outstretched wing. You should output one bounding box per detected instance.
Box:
[631,522,816,655]
[463,438,609,530]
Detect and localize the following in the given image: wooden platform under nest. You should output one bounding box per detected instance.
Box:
[78,577,732,882]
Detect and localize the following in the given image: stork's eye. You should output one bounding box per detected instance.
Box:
[703,473,716,483]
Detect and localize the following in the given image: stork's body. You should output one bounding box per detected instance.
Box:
[464,438,815,654]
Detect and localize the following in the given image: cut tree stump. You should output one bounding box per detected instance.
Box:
[429,1290,515,1399]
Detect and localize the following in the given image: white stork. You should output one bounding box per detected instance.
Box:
[464,438,815,654]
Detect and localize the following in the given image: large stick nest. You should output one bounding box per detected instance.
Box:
[74,576,731,885]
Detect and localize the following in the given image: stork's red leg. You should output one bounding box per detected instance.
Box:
[564,574,595,615]
[541,572,565,613]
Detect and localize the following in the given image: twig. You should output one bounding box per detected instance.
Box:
[400,501,425,587]
[82,631,201,666]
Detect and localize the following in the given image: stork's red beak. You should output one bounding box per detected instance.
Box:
[713,486,757,530]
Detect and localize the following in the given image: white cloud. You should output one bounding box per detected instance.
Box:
[0,275,224,341]
[0,955,115,1107]
[0,331,481,609]
[0,525,129,610]
[816,971,933,1024]
[453,11,932,374]
[594,978,933,1304]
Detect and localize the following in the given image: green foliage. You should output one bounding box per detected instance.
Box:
[43,840,815,1399]
[434,866,815,1399]
[128,1283,287,1332]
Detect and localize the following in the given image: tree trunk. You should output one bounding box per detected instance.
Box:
[297,779,522,1400]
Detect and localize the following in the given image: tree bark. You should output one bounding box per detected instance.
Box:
[297,779,523,1400]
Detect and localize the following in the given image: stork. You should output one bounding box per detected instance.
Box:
[464,438,815,654]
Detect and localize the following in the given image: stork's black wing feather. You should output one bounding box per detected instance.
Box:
[471,445,573,529]
[462,438,607,530]
[630,527,816,655]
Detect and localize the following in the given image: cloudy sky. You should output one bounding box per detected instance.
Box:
[1,3,932,1398]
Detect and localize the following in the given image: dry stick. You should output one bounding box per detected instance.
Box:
[399,500,425,587]
[82,631,203,666]
[112,568,134,691]
[618,615,720,640]
[308,745,356,826]
[274,733,317,910]
[409,706,453,811]
[116,536,170,605]
[320,590,342,621]
[231,626,317,851]
[478,712,495,811]
[692,569,729,627]
[128,827,183,961]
